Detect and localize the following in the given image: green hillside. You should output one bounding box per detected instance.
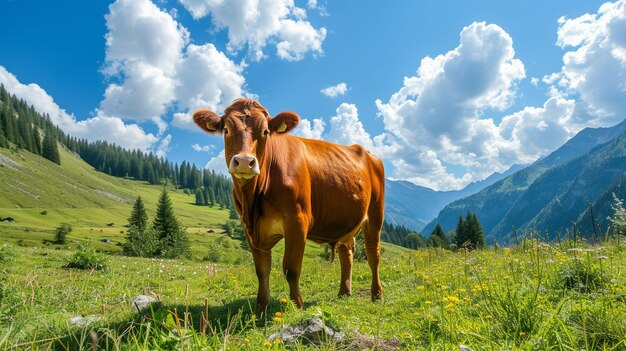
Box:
[0,146,229,256]
[424,120,626,242]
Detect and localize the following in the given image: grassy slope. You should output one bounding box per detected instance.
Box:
[1,241,625,350]
[0,147,228,256]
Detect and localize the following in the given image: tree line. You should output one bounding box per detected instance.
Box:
[382,211,486,251]
[0,84,233,208]
[0,84,61,164]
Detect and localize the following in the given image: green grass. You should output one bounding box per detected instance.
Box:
[0,147,229,256]
[0,238,625,350]
[2,147,626,349]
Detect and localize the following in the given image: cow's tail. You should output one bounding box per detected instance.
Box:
[328,242,337,263]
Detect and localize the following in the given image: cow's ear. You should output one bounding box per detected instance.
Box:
[193,109,223,134]
[269,111,300,134]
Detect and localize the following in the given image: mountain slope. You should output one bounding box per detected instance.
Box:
[491,131,626,241]
[422,119,626,239]
[0,146,229,251]
[385,164,524,232]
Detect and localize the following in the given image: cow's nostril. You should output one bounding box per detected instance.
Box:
[249,159,256,167]
[233,159,240,167]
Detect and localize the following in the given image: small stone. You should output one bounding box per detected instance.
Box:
[131,295,157,312]
[70,315,100,327]
[267,317,345,345]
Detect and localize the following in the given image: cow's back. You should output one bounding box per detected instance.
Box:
[287,136,384,242]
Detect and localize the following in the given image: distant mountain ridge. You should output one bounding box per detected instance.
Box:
[384,164,524,231]
[422,119,626,242]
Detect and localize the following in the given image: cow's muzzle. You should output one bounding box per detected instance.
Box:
[229,154,260,179]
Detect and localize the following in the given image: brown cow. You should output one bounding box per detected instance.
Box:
[193,98,384,316]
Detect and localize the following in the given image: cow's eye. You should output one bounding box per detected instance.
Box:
[263,129,270,137]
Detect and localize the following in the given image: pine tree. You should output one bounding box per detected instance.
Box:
[55,224,72,244]
[0,128,7,148]
[124,196,158,257]
[2,98,17,145]
[195,188,206,206]
[428,223,449,248]
[203,187,210,206]
[42,130,60,164]
[467,213,486,248]
[455,215,468,248]
[208,188,216,207]
[405,232,425,249]
[32,128,42,155]
[229,206,240,220]
[129,196,148,232]
[153,189,190,258]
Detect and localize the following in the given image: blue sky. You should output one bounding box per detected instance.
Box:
[2,0,625,190]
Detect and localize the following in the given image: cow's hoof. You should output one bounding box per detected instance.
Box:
[337,290,352,298]
[371,290,383,302]
[255,304,268,318]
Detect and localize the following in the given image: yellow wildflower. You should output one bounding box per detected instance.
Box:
[275,312,283,317]
[273,317,283,323]
[263,341,272,347]
[444,296,460,303]
[279,298,288,303]
[417,285,425,290]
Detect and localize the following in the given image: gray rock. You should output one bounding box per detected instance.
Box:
[69,315,100,327]
[131,295,157,312]
[267,317,345,345]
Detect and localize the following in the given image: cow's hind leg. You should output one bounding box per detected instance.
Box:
[337,239,354,297]
[251,247,272,317]
[362,207,384,301]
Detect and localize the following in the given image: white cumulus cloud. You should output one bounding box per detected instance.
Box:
[320,83,348,98]
[292,118,325,139]
[155,134,172,158]
[172,43,249,131]
[550,0,626,128]
[0,66,159,152]
[205,149,229,175]
[192,143,213,152]
[97,0,250,141]
[178,0,326,61]
[374,22,534,189]
[100,0,189,123]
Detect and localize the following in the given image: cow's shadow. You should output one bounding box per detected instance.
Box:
[49,297,320,349]
[164,297,319,333]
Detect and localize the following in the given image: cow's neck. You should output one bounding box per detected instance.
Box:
[232,147,272,242]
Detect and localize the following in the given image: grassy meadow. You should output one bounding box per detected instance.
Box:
[2,147,626,350]
[1,237,625,350]
[0,147,229,256]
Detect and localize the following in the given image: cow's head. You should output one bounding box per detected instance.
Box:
[193,99,299,180]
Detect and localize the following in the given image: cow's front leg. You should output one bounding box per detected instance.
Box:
[283,220,307,308]
[251,247,272,317]
[337,241,354,297]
